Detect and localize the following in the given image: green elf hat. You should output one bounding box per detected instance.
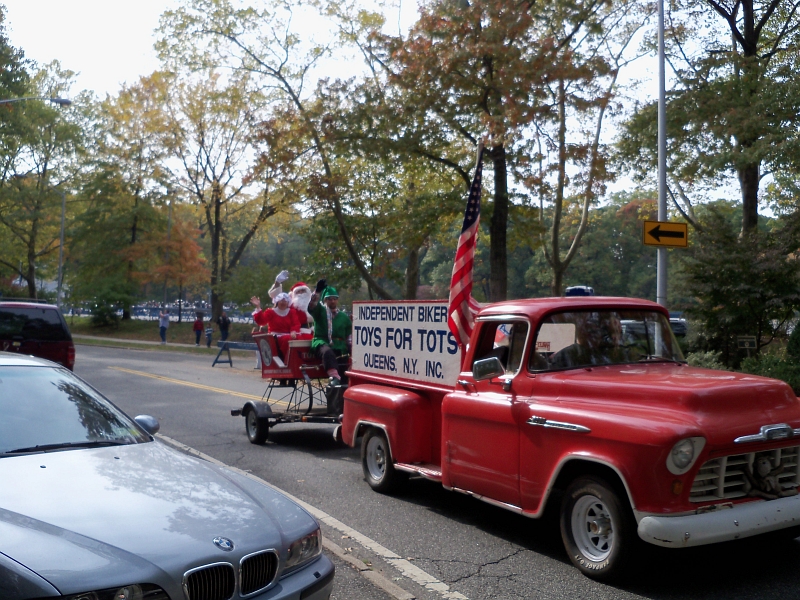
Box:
[321,286,339,300]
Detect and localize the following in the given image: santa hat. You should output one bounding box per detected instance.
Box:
[291,282,308,292]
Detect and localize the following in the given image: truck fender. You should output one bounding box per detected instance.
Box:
[542,455,637,519]
[342,384,432,464]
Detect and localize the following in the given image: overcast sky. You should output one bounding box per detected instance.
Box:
[3,0,178,98]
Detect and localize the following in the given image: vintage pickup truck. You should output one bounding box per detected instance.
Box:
[342,296,800,580]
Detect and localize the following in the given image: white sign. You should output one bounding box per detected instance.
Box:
[351,300,463,386]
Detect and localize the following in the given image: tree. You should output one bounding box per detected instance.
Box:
[124,216,210,305]
[158,0,397,299]
[618,0,800,235]
[73,76,172,317]
[678,205,800,366]
[152,70,286,320]
[0,63,82,299]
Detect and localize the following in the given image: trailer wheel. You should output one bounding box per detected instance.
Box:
[362,428,403,493]
[245,408,270,445]
[560,476,634,581]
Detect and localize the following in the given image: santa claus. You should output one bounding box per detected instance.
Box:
[268,270,314,334]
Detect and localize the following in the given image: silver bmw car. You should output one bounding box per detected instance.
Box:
[0,353,334,600]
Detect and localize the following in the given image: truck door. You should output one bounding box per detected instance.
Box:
[443,319,529,507]
[518,315,584,513]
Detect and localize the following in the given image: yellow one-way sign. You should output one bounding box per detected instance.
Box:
[642,221,688,248]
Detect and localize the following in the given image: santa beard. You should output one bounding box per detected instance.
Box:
[291,286,313,330]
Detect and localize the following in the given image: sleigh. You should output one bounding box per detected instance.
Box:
[231,332,348,445]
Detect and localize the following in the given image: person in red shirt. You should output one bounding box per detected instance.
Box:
[192,312,204,346]
[250,292,301,365]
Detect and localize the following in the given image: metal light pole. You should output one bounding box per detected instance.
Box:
[656,0,668,307]
[57,190,66,308]
[0,96,72,308]
[0,96,72,107]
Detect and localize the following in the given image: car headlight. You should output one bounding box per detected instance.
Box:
[60,584,168,600]
[284,528,322,574]
[666,437,706,475]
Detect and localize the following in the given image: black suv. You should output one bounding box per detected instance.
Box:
[0,301,75,370]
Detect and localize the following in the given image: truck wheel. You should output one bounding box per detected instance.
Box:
[246,409,270,445]
[560,476,634,581]
[362,429,403,493]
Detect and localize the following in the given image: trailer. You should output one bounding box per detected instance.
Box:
[231,332,348,444]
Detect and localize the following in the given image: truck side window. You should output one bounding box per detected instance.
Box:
[473,321,529,374]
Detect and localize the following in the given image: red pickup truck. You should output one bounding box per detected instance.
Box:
[342,296,800,580]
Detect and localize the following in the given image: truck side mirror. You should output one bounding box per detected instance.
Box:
[473,357,505,381]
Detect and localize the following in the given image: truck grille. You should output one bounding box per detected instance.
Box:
[240,550,279,596]
[184,563,235,600]
[690,445,800,502]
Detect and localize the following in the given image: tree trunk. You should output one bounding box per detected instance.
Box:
[738,162,759,234]
[552,266,564,297]
[209,181,222,327]
[404,246,420,299]
[489,145,508,302]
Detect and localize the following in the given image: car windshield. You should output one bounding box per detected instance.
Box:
[529,309,685,371]
[0,366,149,456]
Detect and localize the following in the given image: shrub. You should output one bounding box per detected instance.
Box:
[91,303,120,328]
[685,351,729,371]
[740,354,800,395]
[788,323,800,359]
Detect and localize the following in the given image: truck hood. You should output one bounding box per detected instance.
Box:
[0,441,315,595]
[553,363,800,445]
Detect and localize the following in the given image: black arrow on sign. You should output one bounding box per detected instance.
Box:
[648,225,685,242]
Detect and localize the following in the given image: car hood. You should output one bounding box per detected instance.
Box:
[552,363,800,444]
[0,441,316,595]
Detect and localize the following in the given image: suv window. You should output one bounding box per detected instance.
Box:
[0,306,71,342]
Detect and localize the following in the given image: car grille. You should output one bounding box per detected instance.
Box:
[184,563,235,600]
[690,445,800,502]
[240,550,279,596]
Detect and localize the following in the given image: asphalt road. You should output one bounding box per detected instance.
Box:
[74,344,800,600]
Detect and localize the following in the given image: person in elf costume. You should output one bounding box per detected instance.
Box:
[308,280,352,385]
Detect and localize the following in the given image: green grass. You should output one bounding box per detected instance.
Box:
[68,316,254,344]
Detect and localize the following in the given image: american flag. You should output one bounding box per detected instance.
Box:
[447,146,484,348]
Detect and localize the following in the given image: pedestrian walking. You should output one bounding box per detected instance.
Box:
[158,309,170,344]
[193,313,204,346]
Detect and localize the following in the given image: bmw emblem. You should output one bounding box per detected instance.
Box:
[213,537,234,551]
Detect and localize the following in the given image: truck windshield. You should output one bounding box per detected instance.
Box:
[529,309,685,371]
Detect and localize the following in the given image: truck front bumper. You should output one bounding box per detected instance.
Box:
[638,494,800,548]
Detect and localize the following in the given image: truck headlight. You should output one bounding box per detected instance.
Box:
[666,437,705,475]
[284,528,322,574]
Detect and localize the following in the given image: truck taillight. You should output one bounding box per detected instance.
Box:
[67,345,75,370]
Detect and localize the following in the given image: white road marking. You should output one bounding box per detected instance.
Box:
[158,434,468,600]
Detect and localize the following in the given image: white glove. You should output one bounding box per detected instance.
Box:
[275,270,290,284]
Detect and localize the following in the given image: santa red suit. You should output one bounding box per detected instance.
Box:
[269,276,314,334]
[253,295,301,361]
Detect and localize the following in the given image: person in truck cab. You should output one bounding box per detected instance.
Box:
[308,280,352,386]
[548,311,626,368]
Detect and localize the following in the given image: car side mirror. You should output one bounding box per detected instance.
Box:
[135,414,160,435]
[473,357,505,381]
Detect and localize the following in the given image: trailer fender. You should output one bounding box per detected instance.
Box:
[232,400,274,420]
